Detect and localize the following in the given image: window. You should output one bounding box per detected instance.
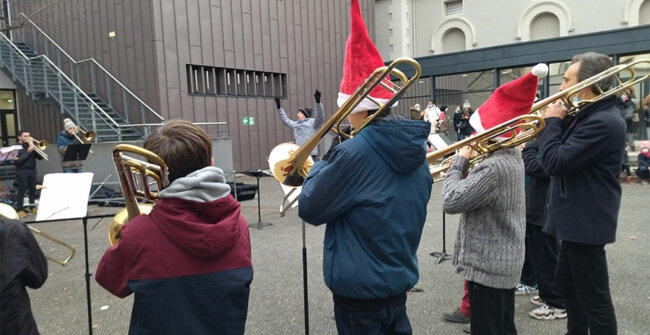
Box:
[444,0,463,16]
[186,64,286,98]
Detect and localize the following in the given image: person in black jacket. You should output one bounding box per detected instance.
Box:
[14,130,43,216]
[0,218,48,335]
[539,52,623,335]
[521,139,566,320]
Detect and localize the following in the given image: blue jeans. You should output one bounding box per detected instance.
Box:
[334,293,412,335]
[63,168,82,173]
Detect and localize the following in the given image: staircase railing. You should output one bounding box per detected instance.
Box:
[0,32,123,137]
[15,12,164,136]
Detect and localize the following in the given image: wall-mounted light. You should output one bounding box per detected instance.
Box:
[108,31,116,39]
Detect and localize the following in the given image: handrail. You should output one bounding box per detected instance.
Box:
[17,12,164,121]
[0,33,121,129]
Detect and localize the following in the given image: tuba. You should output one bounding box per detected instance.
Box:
[268,57,422,189]
[0,203,76,266]
[108,144,168,245]
[427,59,650,182]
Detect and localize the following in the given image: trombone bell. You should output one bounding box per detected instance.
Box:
[108,204,153,245]
[268,143,314,187]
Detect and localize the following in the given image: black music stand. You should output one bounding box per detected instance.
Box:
[430,210,451,264]
[0,146,21,205]
[244,169,273,230]
[63,143,92,163]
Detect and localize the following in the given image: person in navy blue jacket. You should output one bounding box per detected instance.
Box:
[298,2,432,333]
[96,120,252,335]
[539,52,624,335]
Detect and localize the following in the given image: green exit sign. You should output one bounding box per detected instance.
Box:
[242,117,255,125]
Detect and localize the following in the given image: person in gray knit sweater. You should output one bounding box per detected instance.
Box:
[443,146,525,335]
[442,62,546,335]
[274,90,325,160]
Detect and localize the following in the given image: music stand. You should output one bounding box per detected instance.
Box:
[243,169,273,230]
[63,143,92,163]
[430,209,451,264]
[0,145,22,205]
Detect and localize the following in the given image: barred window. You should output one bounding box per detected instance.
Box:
[444,0,463,16]
[187,64,286,98]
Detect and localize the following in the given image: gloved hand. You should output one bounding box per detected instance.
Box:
[274,97,281,109]
[314,89,321,104]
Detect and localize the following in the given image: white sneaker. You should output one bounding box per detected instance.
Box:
[530,295,544,306]
[529,304,567,320]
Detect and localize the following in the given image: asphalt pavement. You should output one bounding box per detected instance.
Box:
[25,176,650,335]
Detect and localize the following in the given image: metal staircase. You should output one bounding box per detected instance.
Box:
[0,13,165,142]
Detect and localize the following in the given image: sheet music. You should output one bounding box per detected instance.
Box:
[36,173,94,221]
[0,145,22,153]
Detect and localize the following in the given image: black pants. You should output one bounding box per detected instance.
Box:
[520,233,536,286]
[527,224,564,308]
[467,281,516,335]
[556,241,617,335]
[636,167,649,180]
[15,169,37,211]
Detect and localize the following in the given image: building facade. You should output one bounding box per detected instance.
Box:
[375,0,650,141]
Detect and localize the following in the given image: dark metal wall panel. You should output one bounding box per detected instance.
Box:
[16,93,62,145]
[10,0,374,171]
[10,0,162,135]
[146,0,374,171]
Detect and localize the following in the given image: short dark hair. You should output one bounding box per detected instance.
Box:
[571,52,613,95]
[143,120,212,183]
[17,130,29,137]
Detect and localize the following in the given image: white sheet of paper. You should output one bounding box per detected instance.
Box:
[36,172,94,221]
[428,134,449,150]
[0,145,22,153]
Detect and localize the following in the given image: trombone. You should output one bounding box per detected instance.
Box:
[73,126,96,155]
[28,137,49,161]
[427,59,650,182]
[268,57,422,188]
[109,144,168,245]
[0,203,76,266]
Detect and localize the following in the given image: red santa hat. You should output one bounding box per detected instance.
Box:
[469,63,548,137]
[337,0,394,113]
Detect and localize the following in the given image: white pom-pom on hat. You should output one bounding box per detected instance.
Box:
[531,63,548,78]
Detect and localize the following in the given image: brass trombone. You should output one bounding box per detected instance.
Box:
[427,59,650,182]
[73,126,96,155]
[268,57,422,188]
[28,137,49,161]
[108,144,168,245]
[0,203,76,266]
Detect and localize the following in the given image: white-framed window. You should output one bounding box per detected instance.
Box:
[444,0,463,16]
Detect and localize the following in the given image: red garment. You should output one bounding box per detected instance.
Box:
[460,280,471,317]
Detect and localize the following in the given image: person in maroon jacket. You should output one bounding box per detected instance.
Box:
[96,120,253,335]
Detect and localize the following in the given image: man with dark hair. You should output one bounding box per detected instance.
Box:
[275,89,325,161]
[96,120,253,335]
[0,217,48,335]
[298,1,432,333]
[539,51,623,334]
[14,130,42,217]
